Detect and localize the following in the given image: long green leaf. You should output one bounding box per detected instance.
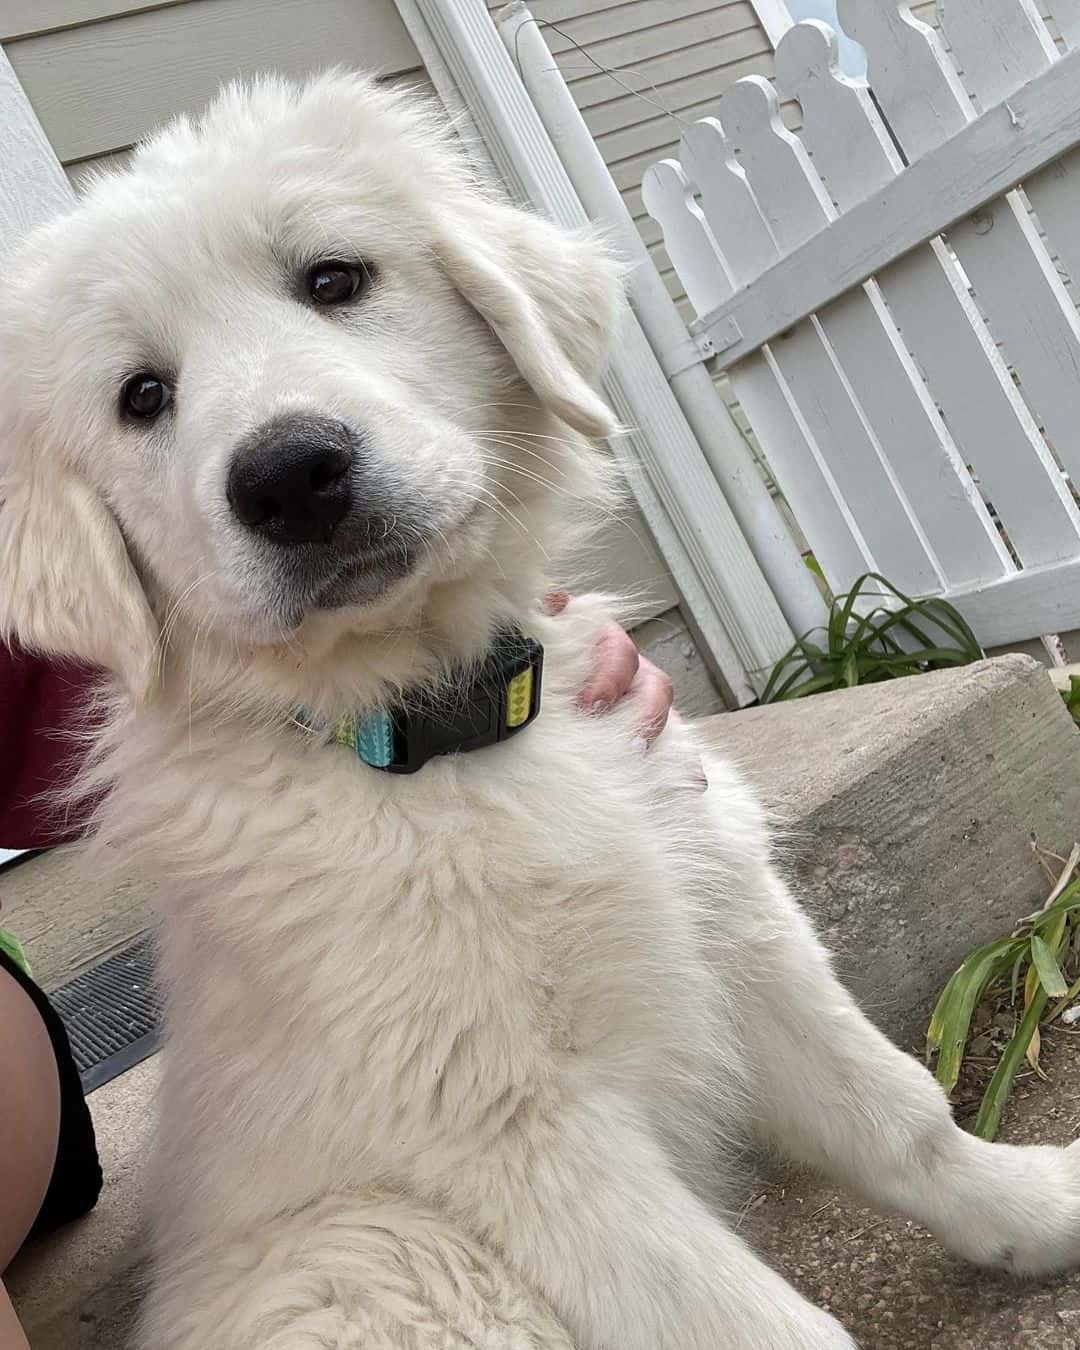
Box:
[856,610,971,667]
[842,651,858,687]
[973,986,1049,1141]
[927,966,965,1057]
[828,596,847,659]
[764,662,811,702]
[860,587,982,662]
[922,596,982,655]
[891,611,943,652]
[927,936,1026,1093]
[760,652,799,703]
[885,582,982,655]
[841,599,895,652]
[1029,934,1069,997]
[863,649,972,672]
[873,612,973,665]
[1010,950,1025,1005]
[760,636,831,701]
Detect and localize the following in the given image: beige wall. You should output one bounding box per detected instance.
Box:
[2,0,421,175]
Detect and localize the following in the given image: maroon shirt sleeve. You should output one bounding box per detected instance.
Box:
[0,641,99,849]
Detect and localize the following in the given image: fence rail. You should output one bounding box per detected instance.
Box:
[643,0,1080,650]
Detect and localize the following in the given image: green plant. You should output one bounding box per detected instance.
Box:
[761,573,984,703]
[1062,674,1080,728]
[803,551,831,596]
[927,847,1080,1141]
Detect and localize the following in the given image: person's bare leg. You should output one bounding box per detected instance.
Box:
[0,1287,29,1350]
[0,963,61,1347]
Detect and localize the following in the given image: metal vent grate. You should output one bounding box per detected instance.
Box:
[50,933,161,1093]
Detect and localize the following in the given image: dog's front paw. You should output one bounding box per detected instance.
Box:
[940,1138,1080,1277]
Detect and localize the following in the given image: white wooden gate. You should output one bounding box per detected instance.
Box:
[642,0,1080,650]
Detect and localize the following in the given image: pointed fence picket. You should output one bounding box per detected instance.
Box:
[642,0,1080,650]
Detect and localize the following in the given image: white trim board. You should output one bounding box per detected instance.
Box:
[0,45,75,254]
[749,0,794,46]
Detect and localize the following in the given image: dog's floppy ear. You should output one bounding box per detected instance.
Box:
[0,466,158,699]
[434,197,621,439]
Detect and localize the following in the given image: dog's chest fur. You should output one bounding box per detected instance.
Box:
[110,603,757,1247]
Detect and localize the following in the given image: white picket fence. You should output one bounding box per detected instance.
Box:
[642,0,1080,650]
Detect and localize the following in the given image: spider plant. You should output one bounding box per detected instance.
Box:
[927,847,1080,1141]
[761,573,984,703]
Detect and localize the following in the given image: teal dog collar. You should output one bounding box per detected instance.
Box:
[311,630,543,774]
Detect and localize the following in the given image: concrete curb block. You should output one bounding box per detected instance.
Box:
[700,655,1080,1044]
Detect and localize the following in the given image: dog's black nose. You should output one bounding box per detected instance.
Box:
[227,414,354,545]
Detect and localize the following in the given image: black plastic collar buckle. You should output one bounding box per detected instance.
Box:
[360,630,544,774]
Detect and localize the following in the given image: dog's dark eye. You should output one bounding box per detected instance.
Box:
[306,261,367,306]
[122,373,172,420]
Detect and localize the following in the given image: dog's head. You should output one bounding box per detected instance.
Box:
[0,73,620,706]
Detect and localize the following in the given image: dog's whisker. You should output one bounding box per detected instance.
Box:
[472,435,576,483]
[450,480,549,560]
[471,426,585,451]
[473,451,629,536]
[157,568,221,680]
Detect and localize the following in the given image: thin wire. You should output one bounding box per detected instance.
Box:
[511,15,689,131]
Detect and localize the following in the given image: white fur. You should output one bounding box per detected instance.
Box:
[2,73,1079,1350]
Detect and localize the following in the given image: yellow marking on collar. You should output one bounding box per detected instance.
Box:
[505,667,533,728]
[332,712,358,748]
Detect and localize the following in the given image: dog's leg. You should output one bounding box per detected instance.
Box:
[137,1192,578,1350]
[432,1088,856,1350]
[737,861,1080,1275]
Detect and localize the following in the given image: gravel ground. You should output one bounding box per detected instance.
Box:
[743,1022,1080,1348]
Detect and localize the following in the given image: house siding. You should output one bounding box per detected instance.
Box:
[498,0,774,316]
[3,0,421,169]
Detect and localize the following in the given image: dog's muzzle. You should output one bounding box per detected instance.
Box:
[227,413,356,547]
[224,411,425,618]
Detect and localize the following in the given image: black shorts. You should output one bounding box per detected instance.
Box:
[0,947,103,1240]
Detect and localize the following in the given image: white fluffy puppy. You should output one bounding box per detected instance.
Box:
[2,73,1079,1350]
